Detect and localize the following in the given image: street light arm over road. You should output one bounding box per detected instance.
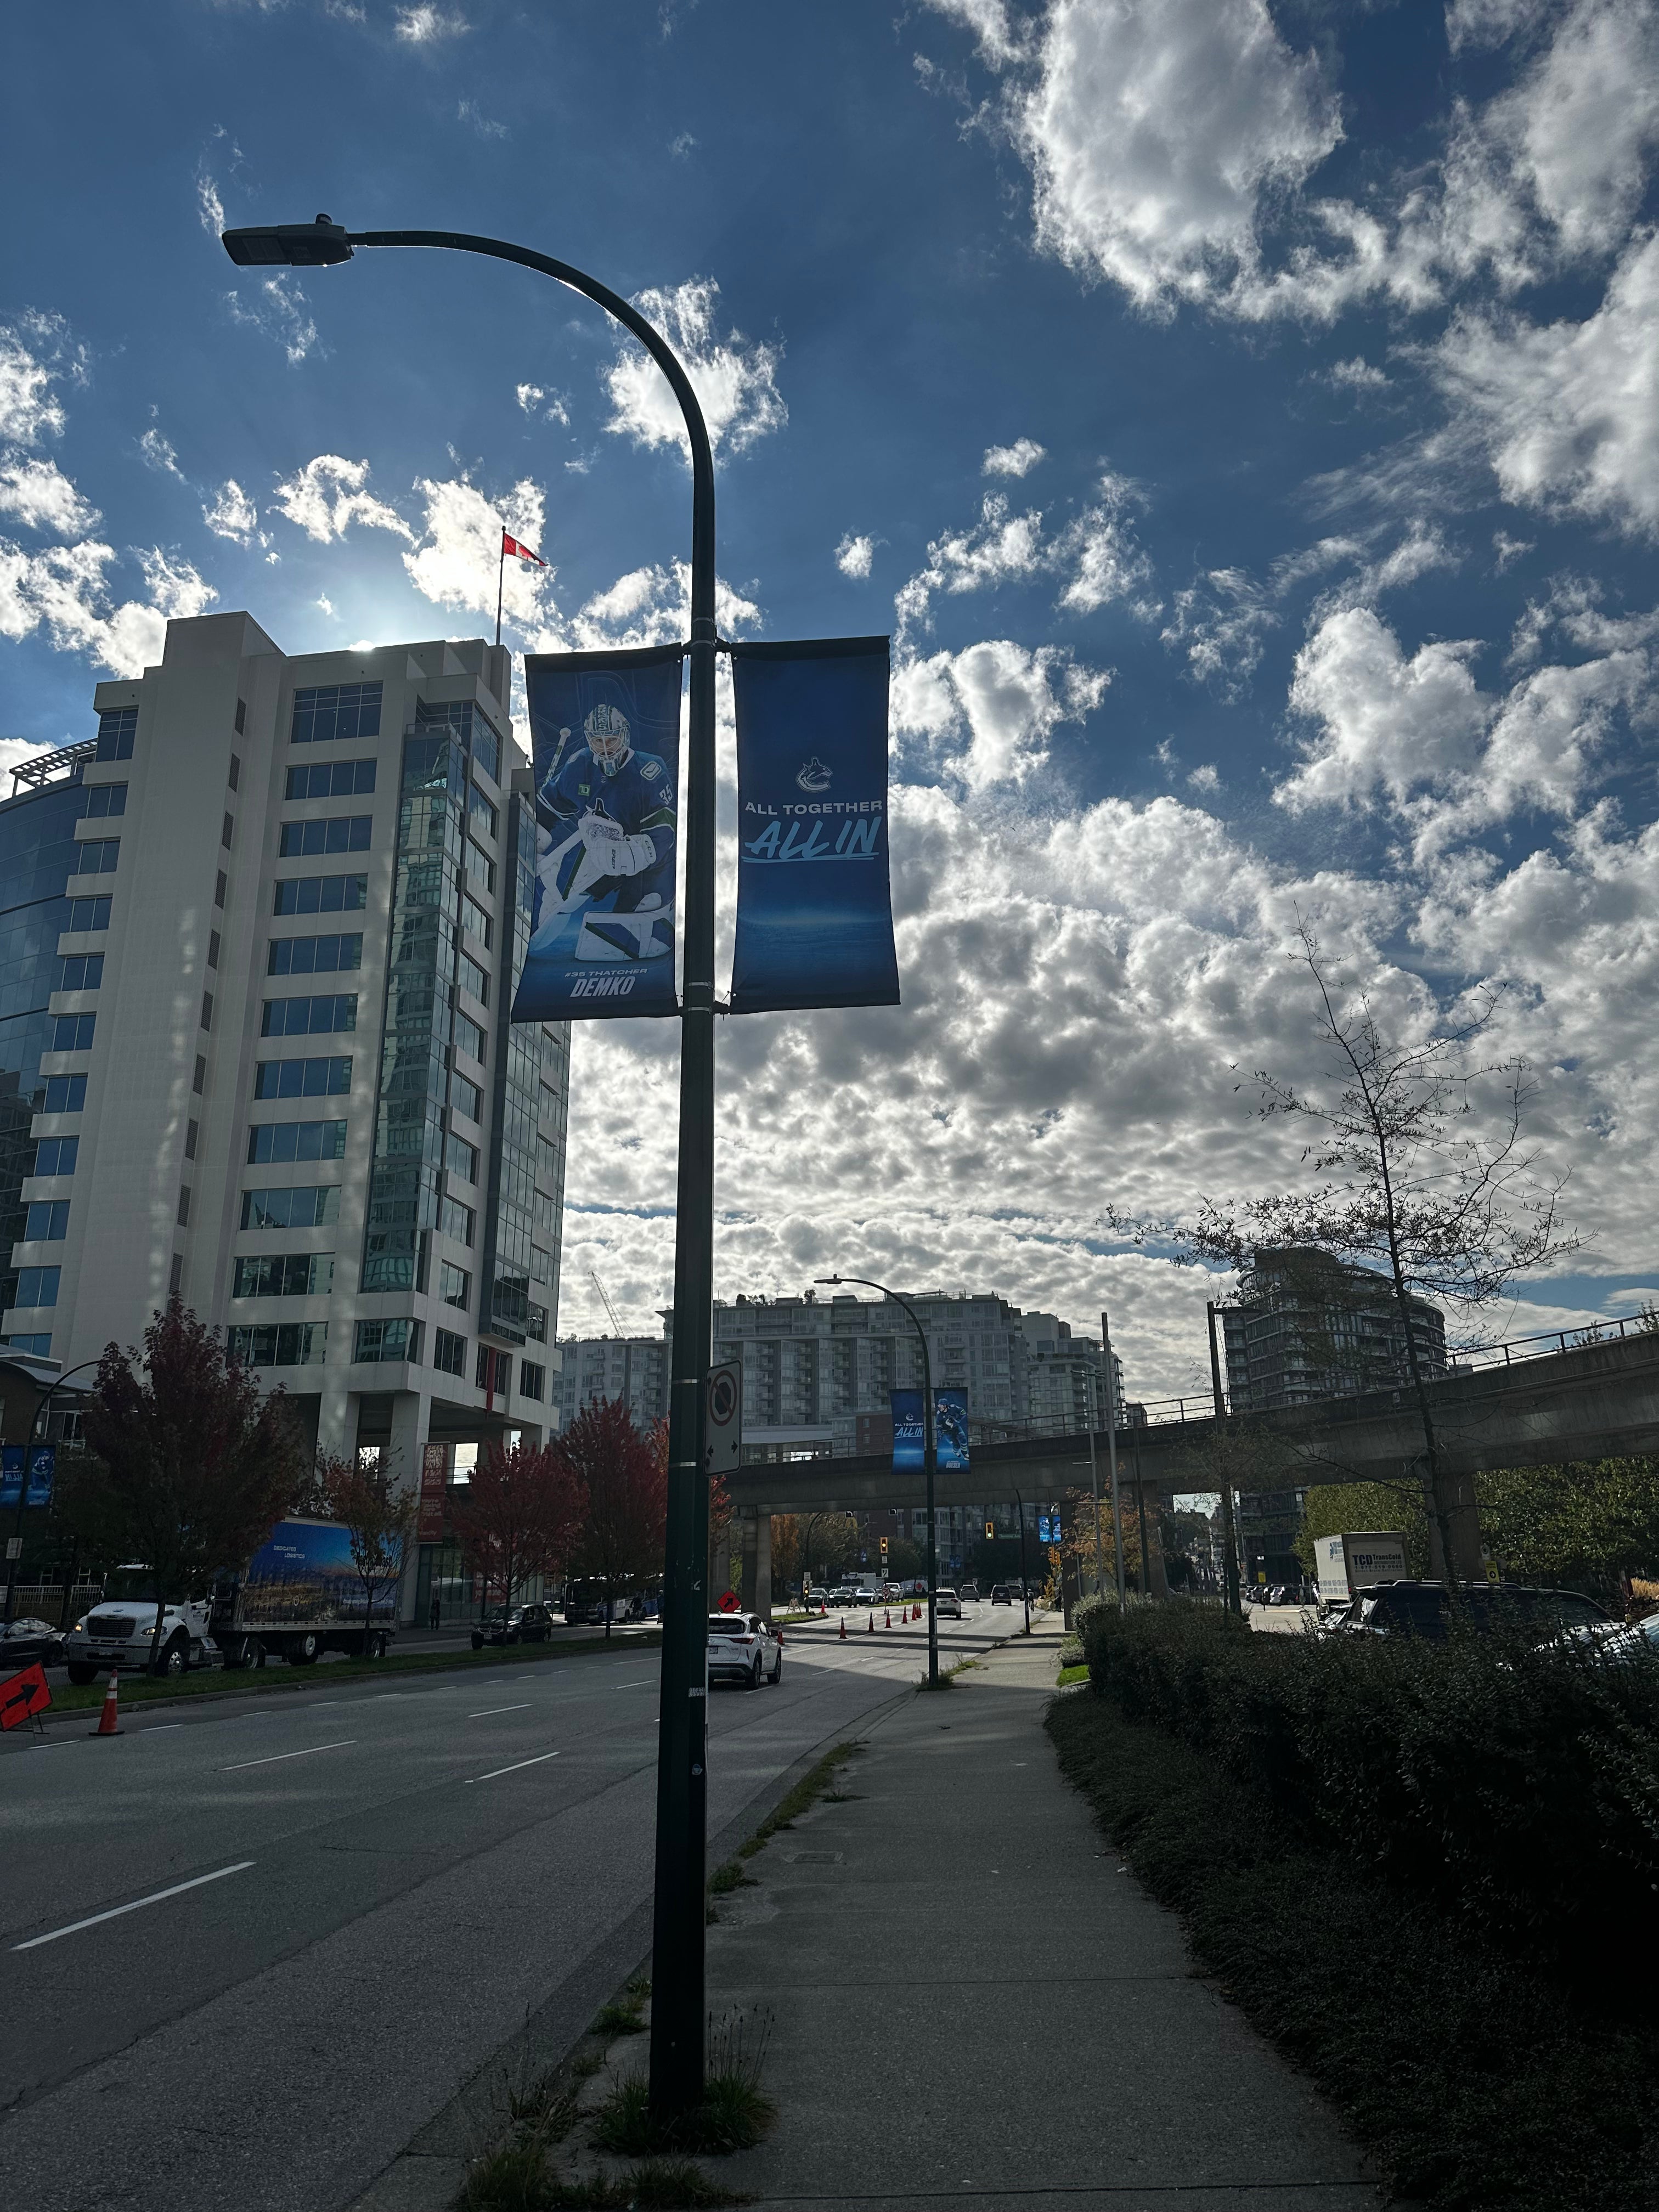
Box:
[221,212,718,2121]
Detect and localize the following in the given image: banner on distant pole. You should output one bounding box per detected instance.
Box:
[511,644,684,1022]
[729,637,899,1015]
[890,1389,970,1473]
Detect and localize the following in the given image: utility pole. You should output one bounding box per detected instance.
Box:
[1085,1363,1104,1597]
[1100,1311,1126,1613]
[1206,1301,1242,1617]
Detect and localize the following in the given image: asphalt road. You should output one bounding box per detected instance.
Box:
[0,1605,1029,2212]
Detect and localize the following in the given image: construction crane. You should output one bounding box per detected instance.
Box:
[589,1268,623,1336]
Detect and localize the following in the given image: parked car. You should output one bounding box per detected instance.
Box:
[936,1587,962,1620]
[471,1602,556,1651]
[1327,1579,1612,1642]
[0,1616,66,1671]
[958,1581,980,1603]
[1593,1612,1659,1665]
[991,1583,1012,1605]
[707,1611,783,1689]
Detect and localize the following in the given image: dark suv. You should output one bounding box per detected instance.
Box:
[471,1602,556,1650]
[1329,1580,1611,1641]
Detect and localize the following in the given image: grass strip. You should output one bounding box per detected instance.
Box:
[1056,1662,1088,1686]
[705,1739,860,1911]
[37,1633,659,1716]
[457,2145,747,2210]
[1046,1689,1657,2212]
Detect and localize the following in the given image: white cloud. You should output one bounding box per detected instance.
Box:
[669,132,697,157]
[0,537,215,677]
[316,595,335,617]
[395,4,469,40]
[1161,568,1276,696]
[836,533,874,580]
[1493,529,1534,571]
[516,381,570,425]
[195,167,225,237]
[1054,473,1158,615]
[456,98,506,137]
[1436,229,1659,534]
[402,473,551,629]
[202,479,261,545]
[139,426,183,478]
[983,437,1046,477]
[272,455,412,544]
[603,278,786,459]
[1282,608,1491,814]
[892,637,1108,792]
[1011,0,1342,315]
[1325,356,1390,392]
[0,321,69,445]
[226,272,320,365]
[898,475,1153,640]
[1446,0,1553,53]
[1187,763,1220,792]
[0,455,98,535]
[921,0,1028,69]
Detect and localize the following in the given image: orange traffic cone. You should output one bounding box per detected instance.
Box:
[913,1603,921,1621]
[884,1609,891,1628]
[838,1616,847,1640]
[867,1611,874,1634]
[91,1668,122,1738]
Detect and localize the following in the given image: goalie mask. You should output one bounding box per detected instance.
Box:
[584,701,632,777]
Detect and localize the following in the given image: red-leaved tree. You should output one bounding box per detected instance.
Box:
[448,1436,586,1619]
[314,1449,416,1658]
[556,1398,668,1637]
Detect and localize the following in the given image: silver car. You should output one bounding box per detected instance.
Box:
[707,1611,783,1690]
[935,1587,963,1620]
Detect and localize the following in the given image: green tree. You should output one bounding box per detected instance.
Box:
[81,1300,306,1672]
[1294,1480,1429,1578]
[1476,1458,1659,1601]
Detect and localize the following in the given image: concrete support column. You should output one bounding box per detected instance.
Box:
[384,1387,431,1626]
[1141,1484,1170,1599]
[1423,1463,1486,1584]
[315,1378,356,1463]
[739,1511,758,1612]
[755,1513,772,1620]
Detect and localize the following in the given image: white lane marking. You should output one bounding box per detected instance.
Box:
[466,1750,560,1783]
[13,1861,255,1951]
[219,1739,356,1773]
[467,1702,531,1719]
[144,1724,184,1733]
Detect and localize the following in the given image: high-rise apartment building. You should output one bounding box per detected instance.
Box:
[553,1330,670,1432]
[0,611,568,1520]
[1221,1246,1446,1414]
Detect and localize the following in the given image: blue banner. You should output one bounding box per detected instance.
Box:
[730,639,899,1014]
[0,1446,21,1510]
[25,1446,54,1509]
[511,645,684,1022]
[890,1389,970,1472]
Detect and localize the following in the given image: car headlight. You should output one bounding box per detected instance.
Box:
[73,1618,87,1634]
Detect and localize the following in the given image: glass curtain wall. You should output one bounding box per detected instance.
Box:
[481,793,541,1346]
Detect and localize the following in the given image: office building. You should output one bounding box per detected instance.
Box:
[0,611,569,1537]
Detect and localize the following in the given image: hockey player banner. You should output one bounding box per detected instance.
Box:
[890,1388,969,1472]
[729,637,899,1015]
[511,644,684,1022]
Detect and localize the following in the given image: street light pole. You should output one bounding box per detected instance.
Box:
[1085,1364,1104,1598]
[816,1276,938,1686]
[221,216,718,2118]
[1100,1310,1126,1614]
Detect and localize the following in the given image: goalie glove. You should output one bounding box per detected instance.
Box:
[607,832,659,878]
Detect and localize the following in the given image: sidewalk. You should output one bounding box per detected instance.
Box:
[709,1617,1380,2211]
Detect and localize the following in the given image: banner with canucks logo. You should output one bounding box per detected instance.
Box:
[729,637,900,1015]
[511,644,684,1022]
[890,1389,970,1472]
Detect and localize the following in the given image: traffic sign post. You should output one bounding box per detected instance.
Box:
[703,1361,743,1477]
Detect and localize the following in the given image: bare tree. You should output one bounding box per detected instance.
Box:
[1189,920,1577,1584]
[315,1449,416,1658]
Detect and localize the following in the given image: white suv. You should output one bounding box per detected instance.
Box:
[707,1611,783,1690]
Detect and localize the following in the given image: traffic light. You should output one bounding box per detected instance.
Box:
[879,1536,889,1563]
[985,1520,995,1539]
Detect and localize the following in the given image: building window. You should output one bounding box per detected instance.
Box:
[184,1120,198,1161]
[228,753,241,792]
[468,786,497,841]
[458,951,490,1006]
[454,1011,486,1065]
[208,930,221,969]
[274,872,368,916]
[279,816,371,858]
[95,707,136,761]
[227,1322,326,1368]
[462,894,493,950]
[267,934,363,977]
[201,991,213,1031]
[253,1055,352,1100]
[54,953,103,992]
[22,1200,69,1241]
[291,681,382,745]
[416,697,503,786]
[519,1360,544,1401]
[169,1255,184,1297]
[222,812,234,850]
[43,1074,87,1114]
[261,992,357,1037]
[83,783,127,820]
[193,1054,206,1096]
[4,1331,52,1355]
[354,1317,421,1364]
[65,894,111,932]
[177,1186,190,1228]
[241,1185,340,1229]
[285,759,377,800]
[433,1327,466,1377]
[247,1119,347,1164]
[13,1266,60,1308]
[33,1136,78,1177]
[444,1131,478,1184]
[50,1012,95,1052]
[74,837,119,874]
[476,1345,512,1394]
[215,870,228,909]
[232,1252,334,1299]
[235,696,246,736]
[442,1194,474,1246]
[465,843,495,896]
[449,1070,482,1124]
[439,1261,470,1310]
[527,1302,547,1343]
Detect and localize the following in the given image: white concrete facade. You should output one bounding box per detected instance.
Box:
[1,611,568,1517]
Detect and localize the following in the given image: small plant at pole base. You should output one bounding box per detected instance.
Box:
[313,1448,416,1657]
[81,1299,307,1673]
[449,1436,586,1626]
[1173,918,1577,1588]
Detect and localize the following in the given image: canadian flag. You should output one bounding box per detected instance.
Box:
[501,530,546,566]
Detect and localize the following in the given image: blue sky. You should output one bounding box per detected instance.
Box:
[3,0,1657,1396]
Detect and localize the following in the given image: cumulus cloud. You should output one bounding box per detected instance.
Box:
[921,0,1028,67]
[1161,568,1277,697]
[0,455,98,536]
[139,426,183,478]
[0,317,75,445]
[202,479,261,545]
[836,533,874,579]
[272,455,412,544]
[0,538,215,677]
[402,472,549,625]
[1436,229,1659,534]
[892,637,1109,792]
[516,381,569,425]
[983,437,1046,477]
[395,4,469,40]
[603,278,786,458]
[226,272,320,365]
[897,473,1154,640]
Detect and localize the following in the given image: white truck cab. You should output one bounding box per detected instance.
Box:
[65,1585,217,1683]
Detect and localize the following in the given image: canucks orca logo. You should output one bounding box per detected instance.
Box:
[796,756,832,793]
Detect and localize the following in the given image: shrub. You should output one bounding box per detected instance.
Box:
[1077,1602,1659,1994]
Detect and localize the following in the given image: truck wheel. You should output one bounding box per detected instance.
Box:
[290,1633,320,1666]
[156,1639,188,1678]
[373,1632,391,1660]
[470,1632,484,1652]
[67,1662,98,1686]
[248,1640,265,1669]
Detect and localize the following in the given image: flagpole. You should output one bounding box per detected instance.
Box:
[495,532,505,648]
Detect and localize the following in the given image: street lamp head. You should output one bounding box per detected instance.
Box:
[813,1276,842,1287]
[221,215,353,268]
